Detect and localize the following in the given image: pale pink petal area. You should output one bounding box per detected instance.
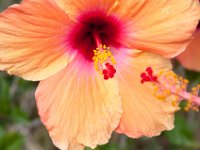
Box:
[176,30,200,71]
[35,56,122,149]
[115,51,177,138]
[0,0,76,81]
[115,0,200,58]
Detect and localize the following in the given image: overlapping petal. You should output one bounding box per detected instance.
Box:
[116,0,200,58]
[115,51,177,138]
[176,30,200,71]
[35,55,122,149]
[55,0,119,20]
[0,0,76,81]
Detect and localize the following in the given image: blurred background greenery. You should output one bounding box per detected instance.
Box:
[0,0,200,150]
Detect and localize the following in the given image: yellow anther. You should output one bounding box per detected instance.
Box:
[154,86,158,93]
[184,107,189,112]
[172,99,179,107]
[184,79,189,84]
[93,44,116,75]
[156,94,166,101]
[164,89,171,95]
[192,87,197,91]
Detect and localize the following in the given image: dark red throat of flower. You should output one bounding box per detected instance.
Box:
[67,10,120,80]
[67,10,123,61]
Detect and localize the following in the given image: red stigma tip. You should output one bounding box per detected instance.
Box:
[140,67,158,83]
[103,63,116,80]
[146,67,152,72]
[108,65,114,70]
[146,67,153,76]
[140,73,147,78]
[109,73,114,78]
[104,75,109,80]
[103,69,108,75]
[105,63,110,67]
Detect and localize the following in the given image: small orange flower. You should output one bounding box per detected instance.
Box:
[0,0,200,150]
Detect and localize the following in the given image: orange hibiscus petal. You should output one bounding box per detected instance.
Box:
[0,0,76,81]
[115,51,177,138]
[35,56,122,149]
[55,0,119,19]
[115,0,200,58]
[176,30,200,71]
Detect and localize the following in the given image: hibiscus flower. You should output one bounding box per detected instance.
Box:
[0,0,200,150]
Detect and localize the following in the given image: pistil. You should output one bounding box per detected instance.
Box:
[141,67,200,111]
[92,32,117,80]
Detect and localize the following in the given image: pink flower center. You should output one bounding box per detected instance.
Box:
[67,10,123,61]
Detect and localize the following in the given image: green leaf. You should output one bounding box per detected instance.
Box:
[0,78,11,115]
[10,106,29,123]
[165,114,199,149]
[0,126,5,137]
[0,132,24,150]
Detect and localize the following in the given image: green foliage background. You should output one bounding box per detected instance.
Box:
[0,1,200,150]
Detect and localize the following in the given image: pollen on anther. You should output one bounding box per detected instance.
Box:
[93,45,117,80]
